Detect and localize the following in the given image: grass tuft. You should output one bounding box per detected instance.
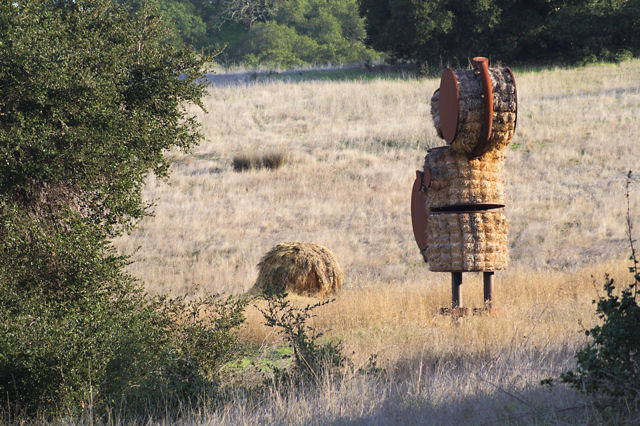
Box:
[232,150,289,172]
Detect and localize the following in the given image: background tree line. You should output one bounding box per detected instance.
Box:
[157,0,380,67]
[360,0,640,67]
[160,0,639,68]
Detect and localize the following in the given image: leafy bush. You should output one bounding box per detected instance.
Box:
[239,22,320,68]
[560,272,640,404]
[157,0,208,47]
[211,0,380,67]
[559,172,640,409]
[0,259,246,418]
[0,0,247,420]
[257,292,346,386]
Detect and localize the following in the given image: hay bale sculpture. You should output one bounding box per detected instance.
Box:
[253,242,343,296]
[411,57,517,315]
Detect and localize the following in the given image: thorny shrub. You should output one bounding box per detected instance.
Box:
[257,292,346,387]
[557,171,640,411]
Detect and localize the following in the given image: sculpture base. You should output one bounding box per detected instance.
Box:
[439,306,503,317]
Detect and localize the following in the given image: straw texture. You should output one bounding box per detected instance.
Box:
[430,89,443,140]
[252,242,343,296]
[487,67,518,152]
[426,211,508,272]
[423,146,505,209]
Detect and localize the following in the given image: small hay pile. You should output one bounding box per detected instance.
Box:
[252,242,343,296]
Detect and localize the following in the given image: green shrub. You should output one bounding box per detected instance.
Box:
[221,0,380,67]
[239,22,318,68]
[258,292,346,386]
[559,171,639,410]
[157,0,208,47]
[0,202,247,419]
[559,272,640,405]
[0,0,248,420]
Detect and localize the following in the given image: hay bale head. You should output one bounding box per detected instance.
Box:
[431,66,517,155]
[253,242,343,296]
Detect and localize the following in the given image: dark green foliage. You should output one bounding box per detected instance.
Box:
[0,0,206,238]
[359,0,640,67]
[559,273,640,404]
[157,0,379,67]
[231,0,379,66]
[0,0,248,419]
[258,292,346,386]
[559,172,640,409]
[0,204,248,417]
[157,0,208,47]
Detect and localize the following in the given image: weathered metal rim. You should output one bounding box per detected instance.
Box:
[430,204,505,213]
[470,57,493,159]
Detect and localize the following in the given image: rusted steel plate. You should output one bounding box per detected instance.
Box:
[411,170,429,258]
[506,66,518,136]
[470,57,493,158]
[423,167,431,188]
[439,68,459,144]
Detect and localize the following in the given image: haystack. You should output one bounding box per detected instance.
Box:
[252,242,343,296]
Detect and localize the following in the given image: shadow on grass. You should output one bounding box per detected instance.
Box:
[203,64,420,87]
[224,345,600,425]
[325,347,593,425]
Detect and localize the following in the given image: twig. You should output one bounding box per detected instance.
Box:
[625,170,639,298]
[489,382,535,411]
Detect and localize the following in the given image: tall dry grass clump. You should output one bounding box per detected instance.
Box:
[232,150,289,171]
[252,242,343,296]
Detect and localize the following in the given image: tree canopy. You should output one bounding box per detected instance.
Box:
[158,0,380,66]
[0,1,246,418]
[359,0,640,67]
[154,0,640,68]
[0,0,206,238]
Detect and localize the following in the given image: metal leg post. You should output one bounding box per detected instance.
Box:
[451,272,462,308]
[483,271,494,307]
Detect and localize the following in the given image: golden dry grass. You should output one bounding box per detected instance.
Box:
[114,60,640,424]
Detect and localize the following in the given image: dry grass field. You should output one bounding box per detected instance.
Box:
[115,60,640,424]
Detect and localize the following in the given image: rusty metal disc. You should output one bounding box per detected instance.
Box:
[411,170,429,258]
[438,68,459,144]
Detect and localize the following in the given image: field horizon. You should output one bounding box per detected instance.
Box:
[114,59,640,424]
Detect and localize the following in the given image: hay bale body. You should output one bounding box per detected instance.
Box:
[423,146,505,209]
[430,67,517,155]
[253,242,343,296]
[426,211,508,272]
